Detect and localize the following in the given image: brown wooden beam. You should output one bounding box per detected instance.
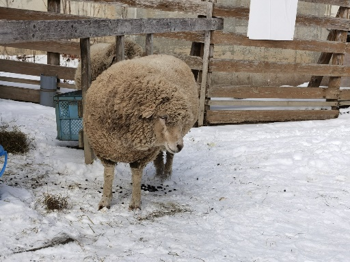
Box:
[210,59,350,77]
[208,86,339,99]
[212,31,350,54]
[0,18,223,44]
[0,85,40,103]
[2,41,80,56]
[0,59,76,80]
[206,110,339,125]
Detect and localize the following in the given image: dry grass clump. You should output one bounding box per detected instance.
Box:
[43,193,69,211]
[0,125,30,154]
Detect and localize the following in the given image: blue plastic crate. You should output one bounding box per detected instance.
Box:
[54,90,83,141]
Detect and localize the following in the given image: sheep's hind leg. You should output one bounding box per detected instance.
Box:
[129,162,144,210]
[154,151,164,177]
[98,160,115,210]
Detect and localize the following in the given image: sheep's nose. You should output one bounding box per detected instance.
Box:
[177,143,183,152]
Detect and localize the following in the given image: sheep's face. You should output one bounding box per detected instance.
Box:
[154,115,183,154]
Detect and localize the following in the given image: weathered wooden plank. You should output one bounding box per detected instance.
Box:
[339,101,350,106]
[0,59,76,80]
[2,41,81,56]
[0,18,223,44]
[210,59,350,77]
[206,110,339,125]
[0,76,76,89]
[212,5,350,31]
[155,32,205,43]
[0,76,39,86]
[208,86,339,99]
[80,38,94,165]
[85,0,207,14]
[208,100,337,107]
[308,7,348,87]
[0,85,40,103]
[340,89,350,100]
[0,7,88,21]
[212,32,350,54]
[300,0,350,7]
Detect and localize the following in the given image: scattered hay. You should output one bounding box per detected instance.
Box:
[138,202,190,221]
[0,125,30,154]
[42,193,69,211]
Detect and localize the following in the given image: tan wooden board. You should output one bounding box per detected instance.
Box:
[0,59,76,80]
[208,100,337,108]
[208,86,339,99]
[0,18,223,44]
[210,59,350,77]
[206,110,339,125]
[2,41,81,56]
[212,32,350,54]
[86,0,207,14]
[0,85,40,103]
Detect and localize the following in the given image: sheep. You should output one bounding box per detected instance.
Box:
[84,54,199,210]
[74,39,143,90]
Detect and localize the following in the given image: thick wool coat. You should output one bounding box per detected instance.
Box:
[84,54,199,166]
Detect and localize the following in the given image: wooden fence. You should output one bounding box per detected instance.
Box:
[1,0,350,127]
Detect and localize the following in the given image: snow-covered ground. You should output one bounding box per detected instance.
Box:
[1,98,350,262]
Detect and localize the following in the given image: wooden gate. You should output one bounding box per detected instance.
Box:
[200,0,350,125]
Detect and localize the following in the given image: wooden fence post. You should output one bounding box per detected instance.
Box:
[80,37,94,165]
[145,34,154,55]
[47,0,60,67]
[198,0,215,126]
[116,35,125,62]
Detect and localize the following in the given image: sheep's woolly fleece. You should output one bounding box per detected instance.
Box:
[74,39,143,90]
[84,54,199,164]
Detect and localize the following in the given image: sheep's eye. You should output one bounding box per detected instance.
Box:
[159,115,168,121]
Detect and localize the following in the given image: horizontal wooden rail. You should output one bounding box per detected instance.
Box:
[0,7,89,21]
[208,100,337,107]
[155,32,205,43]
[0,85,40,103]
[0,17,223,44]
[213,6,350,31]
[79,0,207,15]
[340,89,350,100]
[300,0,350,7]
[212,32,350,54]
[206,110,339,124]
[208,86,339,99]
[0,59,76,80]
[2,40,81,56]
[0,76,39,86]
[210,59,350,77]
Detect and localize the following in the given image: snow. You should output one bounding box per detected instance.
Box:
[2,98,350,261]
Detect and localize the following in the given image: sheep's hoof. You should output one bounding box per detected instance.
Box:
[129,200,141,210]
[98,196,112,210]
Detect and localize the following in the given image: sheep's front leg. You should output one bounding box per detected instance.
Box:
[154,151,164,177]
[98,160,115,210]
[164,152,174,179]
[129,162,144,210]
